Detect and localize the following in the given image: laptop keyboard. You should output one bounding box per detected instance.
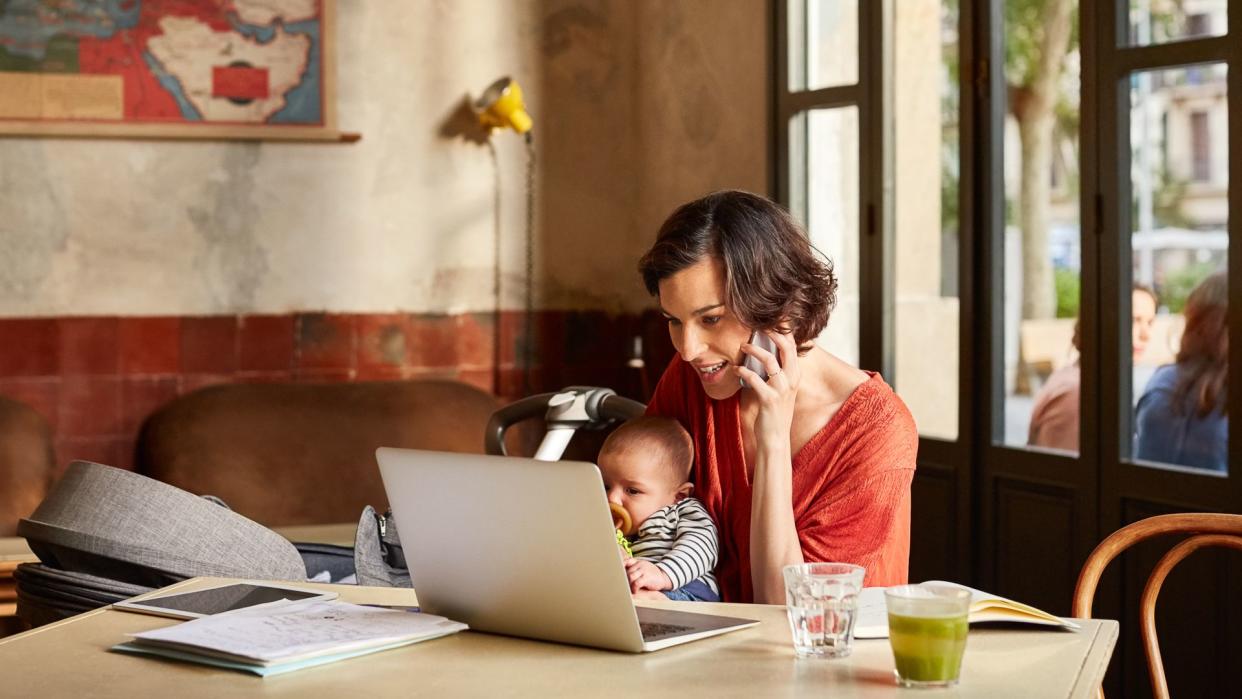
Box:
[640,621,694,640]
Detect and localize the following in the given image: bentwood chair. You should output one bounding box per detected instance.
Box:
[1072,513,1242,699]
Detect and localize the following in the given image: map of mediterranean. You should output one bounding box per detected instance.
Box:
[0,0,325,126]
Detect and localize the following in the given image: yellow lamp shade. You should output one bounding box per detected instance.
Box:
[474,76,533,135]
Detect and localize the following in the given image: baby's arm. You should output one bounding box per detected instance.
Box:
[652,499,719,590]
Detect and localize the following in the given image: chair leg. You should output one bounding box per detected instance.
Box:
[1139,534,1242,699]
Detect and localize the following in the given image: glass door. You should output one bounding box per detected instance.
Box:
[976,0,1095,621]
[1095,2,1240,695]
[777,3,1240,692]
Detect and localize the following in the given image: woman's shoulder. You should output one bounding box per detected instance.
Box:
[846,374,918,445]
[1139,363,1180,401]
[803,372,918,469]
[1037,365,1081,400]
[1150,363,1180,384]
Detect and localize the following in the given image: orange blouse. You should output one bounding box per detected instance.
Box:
[646,358,918,602]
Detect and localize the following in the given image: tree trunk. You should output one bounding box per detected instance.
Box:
[1011,0,1074,322]
[1018,108,1056,320]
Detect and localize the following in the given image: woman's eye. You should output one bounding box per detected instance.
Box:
[702,316,721,326]
[665,317,681,327]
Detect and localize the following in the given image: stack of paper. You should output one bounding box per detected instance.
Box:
[111,598,467,676]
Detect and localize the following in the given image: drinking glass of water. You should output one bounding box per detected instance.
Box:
[782,562,865,658]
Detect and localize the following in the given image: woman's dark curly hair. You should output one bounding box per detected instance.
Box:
[637,190,838,354]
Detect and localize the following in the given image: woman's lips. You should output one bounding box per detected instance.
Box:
[696,360,729,384]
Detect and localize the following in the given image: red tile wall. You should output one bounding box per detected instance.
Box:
[0,311,671,476]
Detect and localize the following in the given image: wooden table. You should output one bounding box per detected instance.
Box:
[0,537,35,619]
[0,576,1117,697]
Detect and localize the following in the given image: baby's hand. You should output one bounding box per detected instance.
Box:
[625,558,673,592]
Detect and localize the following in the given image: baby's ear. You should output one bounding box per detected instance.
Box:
[675,482,694,501]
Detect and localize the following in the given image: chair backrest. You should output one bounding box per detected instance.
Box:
[1072,513,1242,699]
[136,379,500,526]
[0,396,55,537]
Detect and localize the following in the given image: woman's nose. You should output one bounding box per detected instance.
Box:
[676,325,706,361]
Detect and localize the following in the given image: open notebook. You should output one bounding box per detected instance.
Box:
[854,581,1080,639]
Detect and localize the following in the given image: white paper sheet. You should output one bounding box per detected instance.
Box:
[129,598,466,663]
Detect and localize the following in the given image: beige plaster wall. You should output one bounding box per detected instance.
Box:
[0,0,769,318]
[892,0,959,440]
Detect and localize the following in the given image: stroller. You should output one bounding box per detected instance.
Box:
[14,387,643,628]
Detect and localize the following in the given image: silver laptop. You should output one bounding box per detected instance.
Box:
[375,447,758,652]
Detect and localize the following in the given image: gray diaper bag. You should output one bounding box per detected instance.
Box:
[15,460,408,627]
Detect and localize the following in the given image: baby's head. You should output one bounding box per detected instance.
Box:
[597,416,694,528]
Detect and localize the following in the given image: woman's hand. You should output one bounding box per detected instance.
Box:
[737,329,806,603]
[736,330,800,450]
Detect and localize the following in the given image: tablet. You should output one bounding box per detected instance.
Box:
[113,582,338,620]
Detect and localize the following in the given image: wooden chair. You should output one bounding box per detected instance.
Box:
[1072,513,1242,699]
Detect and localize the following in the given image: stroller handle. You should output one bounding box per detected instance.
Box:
[484,387,646,457]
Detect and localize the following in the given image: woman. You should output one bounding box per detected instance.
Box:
[638,190,917,603]
[1027,285,1157,451]
[1135,272,1228,473]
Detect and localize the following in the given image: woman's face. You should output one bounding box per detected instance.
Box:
[657,256,752,401]
[1132,289,1156,360]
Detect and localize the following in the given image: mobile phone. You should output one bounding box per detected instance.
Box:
[741,330,778,388]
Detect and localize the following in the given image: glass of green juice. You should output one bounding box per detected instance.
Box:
[884,585,972,688]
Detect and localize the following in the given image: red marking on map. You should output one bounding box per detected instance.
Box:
[213,65,269,100]
[76,0,234,119]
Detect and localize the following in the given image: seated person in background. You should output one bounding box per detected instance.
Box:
[1135,272,1228,473]
[1029,284,1157,451]
[597,416,720,602]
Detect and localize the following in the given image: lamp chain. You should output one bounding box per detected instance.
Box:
[523,132,536,396]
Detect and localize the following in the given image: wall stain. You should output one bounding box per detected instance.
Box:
[0,142,70,304]
[542,4,618,101]
[186,144,269,312]
[666,39,721,148]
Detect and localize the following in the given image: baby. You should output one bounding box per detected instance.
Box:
[597,416,719,602]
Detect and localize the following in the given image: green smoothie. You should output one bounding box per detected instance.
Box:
[887,612,969,684]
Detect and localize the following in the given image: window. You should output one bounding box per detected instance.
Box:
[1127,65,1229,475]
[802,107,861,367]
[1001,0,1082,453]
[1128,1,1227,45]
[1187,13,1211,38]
[1190,111,1211,182]
[779,0,866,370]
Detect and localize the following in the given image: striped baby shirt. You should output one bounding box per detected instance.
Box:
[629,497,719,595]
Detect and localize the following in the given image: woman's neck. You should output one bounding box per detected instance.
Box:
[737,344,847,414]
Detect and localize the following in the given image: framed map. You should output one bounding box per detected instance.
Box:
[0,0,339,140]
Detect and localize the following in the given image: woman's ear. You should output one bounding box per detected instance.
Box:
[675,482,694,501]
